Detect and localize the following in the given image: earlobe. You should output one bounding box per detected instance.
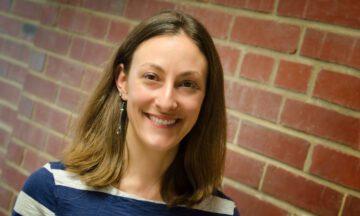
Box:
[115,64,128,101]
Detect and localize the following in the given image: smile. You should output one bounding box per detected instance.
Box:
[146,114,177,126]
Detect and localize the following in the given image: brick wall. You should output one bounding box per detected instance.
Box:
[0,0,359,215]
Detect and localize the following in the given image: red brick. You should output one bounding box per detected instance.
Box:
[216,44,241,76]
[23,73,59,102]
[0,104,17,127]
[227,114,239,143]
[12,0,42,20]
[57,8,90,33]
[124,0,175,20]
[0,0,12,11]
[275,60,312,93]
[343,195,360,216]
[56,0,82,6]
[0,80,21,105]
[107,20,131,43]
[70,37,113,67]
[40,4,59,26]
[314,70,360,111]
[18,96,34,118]
[82,0,126,14]
[263,166,343,216]
[46,134,67,157]
[320,32,355,66]
[33,102,70,134]
[277,0,307,18]
[176,5,232,39]
[2,163,27,191]
[22,149,48,172]
[13,119,47,149]
[0,16,21,36]
[280,99,360,149]
[1,39,29,63]
[231,16,300,53]
[57,86,85,112]
[240,53,274,82]
[34,27,71,54]
[305,0,360,29]
[213,0,274,13]
[349,39,360,70]
[237,122,309,168]
[81,69,101,91]
[45,56,84,87]
[0,128,9,148]
[224,149,264,188]
[301,28,325,59]
[87,15,110,39]
[0,59,27,84]
[28,49,46,72]
[225,81,282,122]
[223,186,288,216]
[0,185,13,209]
[6,141,24,165]
[310,145,360,190]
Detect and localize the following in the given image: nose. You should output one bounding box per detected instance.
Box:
[155,83,178,112]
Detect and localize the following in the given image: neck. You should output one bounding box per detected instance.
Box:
[118,140,178,201]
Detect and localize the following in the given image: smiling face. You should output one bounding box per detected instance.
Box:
[116,33,207,156]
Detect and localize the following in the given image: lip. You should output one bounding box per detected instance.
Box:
[144,113,179,128]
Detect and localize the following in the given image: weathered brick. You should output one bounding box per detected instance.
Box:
[82,0,126,14]
[18,96,34,118]
[28,49,45,72]
[343,195,360,216]
[22,149,48,172]
[0,185,13,209]
[13,119,47,149]
[46,134,67,157]
[237,121,309,168]
[57,7,90,33]
[240,53,274,82]
[0,104,17,127]
[310,145,360,190]
[0,0,12,11]
[12,0,42,20]
[124,0,175,20]
[6,141,24,165]
[176,5,233,39]
[87,15,110,39]
[215,44,241,76]
[223,186,288,216]
[0,128,9,148]
[23,73,59,102]
[213,0,275,12]
[314,70,360,111]
[70,37,113,67]
[225,81,282,122]
[275,60,312,93]
[280,99,360,149]
[45,56,84,87]
[0,15,21,36]
[0,80,21,105]
[263,166,343,216]
[224,149,264,188]
[81,69,101,91]
[2,163,27,191]
[226,114,239,143]
[231,16,300,53]
[40,4,59,26]
[34,27,71,54]
[57,86,85,112]
[107,20,131,43]
[0,59,27,84]
[33,102,70,134]
[1,39,29,63]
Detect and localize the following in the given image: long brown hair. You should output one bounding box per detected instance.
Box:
[63,10,227,207]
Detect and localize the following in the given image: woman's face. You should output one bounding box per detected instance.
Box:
[117,33,207,155]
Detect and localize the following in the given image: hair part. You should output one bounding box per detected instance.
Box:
[62,10,227,207]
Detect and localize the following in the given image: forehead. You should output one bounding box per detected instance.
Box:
[130,33,208,74]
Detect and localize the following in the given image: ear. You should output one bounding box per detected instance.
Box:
[115,64,128,101]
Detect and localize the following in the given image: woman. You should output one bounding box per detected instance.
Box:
[13,11,240,216]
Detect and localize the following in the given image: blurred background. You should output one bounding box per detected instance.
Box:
[0,0,359,215]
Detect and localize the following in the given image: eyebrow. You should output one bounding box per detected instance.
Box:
[140,63,202,77]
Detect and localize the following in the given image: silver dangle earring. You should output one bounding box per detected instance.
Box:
[116,92,126,135]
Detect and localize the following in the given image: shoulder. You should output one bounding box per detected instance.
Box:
[192,190,240,216]
[13,162,64,216]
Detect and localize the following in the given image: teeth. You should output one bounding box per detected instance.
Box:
[149,115,176,125]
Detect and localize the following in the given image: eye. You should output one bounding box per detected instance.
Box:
[143,73,158,81]
[179,80,199,89]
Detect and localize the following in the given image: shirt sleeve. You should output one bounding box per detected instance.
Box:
[12,163,57,216]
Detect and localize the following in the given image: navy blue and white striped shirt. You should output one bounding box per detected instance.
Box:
[13,162,240,216]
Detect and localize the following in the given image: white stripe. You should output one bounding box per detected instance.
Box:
[14,191,55,216]
[46,163,235,215]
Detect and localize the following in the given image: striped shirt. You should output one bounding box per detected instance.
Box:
[13,162,240,216]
